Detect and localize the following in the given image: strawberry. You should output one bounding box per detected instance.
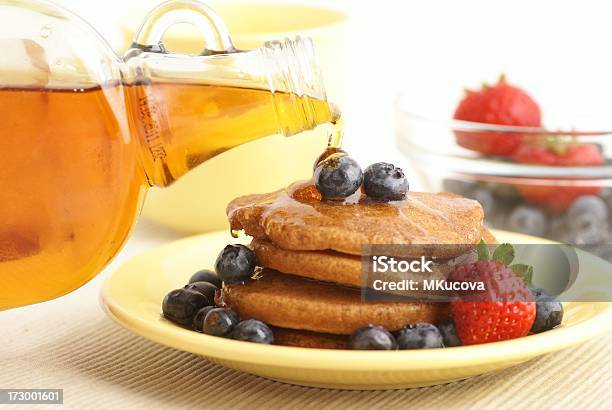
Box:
[514,183,600,215]
[450,243,536,345]
[511,140,603,213]
[513,140,603,166]
[453,75,541,156]
[511,144,558,165]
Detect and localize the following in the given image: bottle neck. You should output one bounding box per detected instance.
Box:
[122,37,337,187]
[260,37,333,136]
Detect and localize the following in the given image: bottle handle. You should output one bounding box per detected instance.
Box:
[131,0,235,54]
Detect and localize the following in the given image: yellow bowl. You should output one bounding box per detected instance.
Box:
[101,229,612,389]
[119,3,349,233]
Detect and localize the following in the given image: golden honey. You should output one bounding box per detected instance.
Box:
[0,82,337,309]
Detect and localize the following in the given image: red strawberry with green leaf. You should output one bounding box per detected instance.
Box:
[450,243,536,345]
[454,75,542,156]
[512,138,603,213]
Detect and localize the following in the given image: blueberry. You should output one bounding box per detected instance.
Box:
[470,188,496,218]
[484,182,521,200]
[162,288,210,326]
[184,281,217,305]
[530,289,563,333]
[569,195,608,222]
[313,147,347,170]
[547,215,569,242]
[487,208,508,230]
[438,322,462,347]
[192,306,215,332]
[569,214,609,245]
[530,287,547,298]
[188,269,222,288]
[599,188,612,213]
[599,187,612,199]
[567,196,609,245]
[349,325,397,350]
[232,319,274,344]
[363,162,409,201]
[202,308,239,337]
[507,205,548,236]
[396,323,443,349]
[442,178,476,197]
[314,155,363,200]
[215,244,257,284]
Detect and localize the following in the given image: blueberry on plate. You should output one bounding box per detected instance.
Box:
[530,288,564,333]
[192,306,215,332]
[396,323,443,349]
[232,319,274,344]
[184,281,218,304]
[349,325,397,350]
[314,155,363,200]
[363,162,409,201]
[188,269,222,288]
[215,244,257,284]
[438,322,462,347]
[162,288,210,326]
[202,307,239,337]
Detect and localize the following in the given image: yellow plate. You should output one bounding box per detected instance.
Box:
[101,229,612,390]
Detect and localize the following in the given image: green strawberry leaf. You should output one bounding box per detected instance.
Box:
[477,240,490,261]
[510,264,533,287]
[492,243,515,265]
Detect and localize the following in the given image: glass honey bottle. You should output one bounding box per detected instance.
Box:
[0,0,339,309]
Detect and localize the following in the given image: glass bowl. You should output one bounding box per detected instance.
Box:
[395,94,612,259]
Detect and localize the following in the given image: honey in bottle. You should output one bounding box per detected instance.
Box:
[0,0,339,309]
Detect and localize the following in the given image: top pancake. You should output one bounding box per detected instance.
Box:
[228,181,485,258]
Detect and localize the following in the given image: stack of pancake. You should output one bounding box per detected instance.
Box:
[221,181,496,348]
